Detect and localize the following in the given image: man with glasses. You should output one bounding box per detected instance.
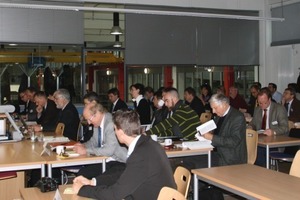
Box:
[53,89,80,141]
[73,102,127,179]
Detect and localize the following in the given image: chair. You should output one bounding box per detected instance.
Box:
[0,172,17,180]
[270,128,300,171]
[246,129,258,164]
[289,150,300,178]
[199,112,212,124]
[157,187,186,200]
[173,166,191,198]
[55,123,65,136]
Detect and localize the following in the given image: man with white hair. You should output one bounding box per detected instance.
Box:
[54,88,80,141]
[203,93,247,166]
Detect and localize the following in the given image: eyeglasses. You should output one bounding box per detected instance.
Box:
[87,114,95,122]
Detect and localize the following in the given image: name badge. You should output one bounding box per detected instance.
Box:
[272,121,278,125]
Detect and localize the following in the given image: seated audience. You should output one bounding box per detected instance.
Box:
[147,88,200,140]
[107,88,128,113]
[73,110,176,200]
[25,86,38,121]
[151,90,168,126]
[130,83,151,125]
[247,84,260,116]
[287,83,300,100]
[83,91,100,105]
[54,89,80,141]
[202,93,247,166]
[32,91,59,132]
[74,103,127,179]
[184,87,205,117]
[199,84,212,111]
[229,85,248,112]
[144,86,155,111]
[282,87,300,122]
[268,83,282,103]
[248,87,288,167]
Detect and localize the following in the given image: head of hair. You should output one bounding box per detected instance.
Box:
[107,88,120,97]
[162,87,178,93]
[113,110,141,137]
[153,90,163,99]
[130,83,145,95]
[34,91,47,98]
[258,87,272,99]
[285,87,296,96]
[288,83,300,93]
[83,91,100,103]
[55,88,70,101]
[253,82,262,89]
[268,83,277,90]
[26,86,37,93]
[87,102,107,115]
[184,87,196,97]
[200,84,212,96]
[144,86,154,94]
[165,87,179,99]
[250,84,260,91]
[209,93,229,105]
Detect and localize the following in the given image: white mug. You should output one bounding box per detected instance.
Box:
[150,134,158,142]
[56,145,65,155]
[164,138,172,146]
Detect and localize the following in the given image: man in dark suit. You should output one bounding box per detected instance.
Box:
[24,86,38,121]
[107,88,128,113]
[73,110,176,200]
[32,91,60,132]
[202,93,247,166]
[54,89,80,141]
[282,87,300,122]
[184,86,206,117]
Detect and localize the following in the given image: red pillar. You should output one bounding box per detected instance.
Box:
[223,66,234,96]
[164,66,173,88]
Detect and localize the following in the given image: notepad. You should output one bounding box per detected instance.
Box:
[182,141,213,150]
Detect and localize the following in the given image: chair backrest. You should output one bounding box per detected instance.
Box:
[173,166,191,198]
[246,129,258,164]
[289,150,300,178]
[55,123,65,136]
[199,112,212,124]
[288,120,295,131]
[157,187,186,200]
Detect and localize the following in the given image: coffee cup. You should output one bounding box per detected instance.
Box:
[164,138,172,146]
[150,134,158,142]
[56,145,65,155]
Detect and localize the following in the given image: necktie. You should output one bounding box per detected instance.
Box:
[284,103,289,111]
[133,101,137,109]
[261,109,267,130]
[98,127,102,147]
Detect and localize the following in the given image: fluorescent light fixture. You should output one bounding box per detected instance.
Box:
[0,3,285,22]
[8,43,17,46]
[113,41,122,48]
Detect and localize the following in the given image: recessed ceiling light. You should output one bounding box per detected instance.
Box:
[9,44,17,46]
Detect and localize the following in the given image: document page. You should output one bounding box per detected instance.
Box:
[196,119,217,135]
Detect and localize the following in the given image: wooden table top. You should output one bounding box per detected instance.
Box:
[20,184,91,200]
[258,135,300,147]
[192,164,300,200]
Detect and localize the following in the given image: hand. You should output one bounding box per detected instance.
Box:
[72,182,84,194]
[264,129,274,136]
[32,125,42,132]
[36,106,43,113]
[202,132,214,140]
[239,108,247,113]
[73,143,87,155]
[73,175,93,186]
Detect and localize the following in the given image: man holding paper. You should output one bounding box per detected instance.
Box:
[202,93,247,166]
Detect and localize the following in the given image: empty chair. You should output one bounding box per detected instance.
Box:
[199,112,212,124]
[270,128,300,171]
[289,150,300,178]
[246,129,258,164]
[173,166,191,198]
[55,123,65,136]
[157,187,186,200]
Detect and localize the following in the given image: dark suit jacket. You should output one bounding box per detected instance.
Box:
[186,96,206,117]
[135,98,151,125]
[27,100,37,121]
[212,107,247,166]
[78,135,176,200]
[57,102,80,141]
[111,98,128,113]
[250,101,288,135]
[289,98,300,122]
[36,99,59,131]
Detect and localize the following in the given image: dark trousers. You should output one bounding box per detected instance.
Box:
[255,146,278,167]
[77,161,126,182]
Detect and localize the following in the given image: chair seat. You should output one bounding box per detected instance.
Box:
[270,152,294,162]
[61,166,81,173]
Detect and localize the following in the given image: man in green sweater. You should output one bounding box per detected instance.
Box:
[147,87,200,140]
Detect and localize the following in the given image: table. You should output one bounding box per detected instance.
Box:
[20,184,91,200]
[192,164,300,200]
[0,140,46,176]
[258,135,300,169]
